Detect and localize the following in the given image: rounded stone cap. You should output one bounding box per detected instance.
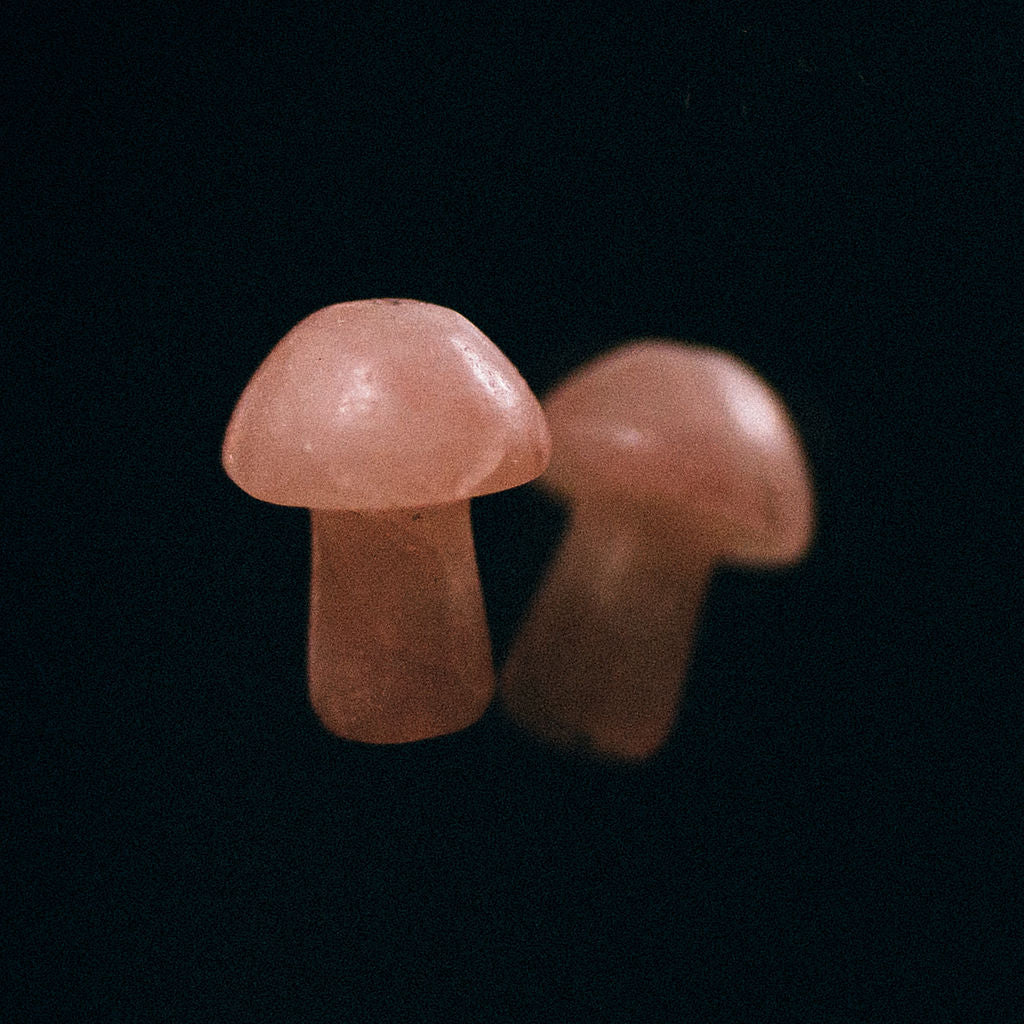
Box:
[222,300,551,510]
[542,341,814,566]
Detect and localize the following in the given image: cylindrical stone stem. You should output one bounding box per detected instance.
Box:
[308,501,493,743]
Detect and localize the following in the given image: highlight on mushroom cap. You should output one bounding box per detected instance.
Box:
[222,300,551,510]
[540,340,814,566]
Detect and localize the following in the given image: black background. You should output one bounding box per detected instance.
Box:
[6,4,1022,1020]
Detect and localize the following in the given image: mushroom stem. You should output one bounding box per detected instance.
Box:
[501,509,713,761]
[308,500,493,744]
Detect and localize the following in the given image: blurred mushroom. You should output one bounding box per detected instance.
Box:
[501,341,814,761]
[223,299,550,743]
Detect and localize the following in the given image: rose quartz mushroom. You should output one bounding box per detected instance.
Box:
[222,299,550,744]
[500,340,814,762]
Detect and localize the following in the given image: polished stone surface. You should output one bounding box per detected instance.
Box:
[502,341,815,760]
[309,503,494,744]
[541,341,814,565]
[222,299,550,510]
[222,300,550,743]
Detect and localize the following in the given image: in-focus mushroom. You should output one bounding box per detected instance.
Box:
[223,299,550,744]
[500,341,814,761]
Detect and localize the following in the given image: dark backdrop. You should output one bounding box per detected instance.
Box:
[6,5,1022,1020]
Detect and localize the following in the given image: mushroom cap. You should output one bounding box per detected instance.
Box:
[222,300,551,510]
[542,341,814,566]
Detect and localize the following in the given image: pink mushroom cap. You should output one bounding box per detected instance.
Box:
[541,341,814,566]
[222,300,551,510]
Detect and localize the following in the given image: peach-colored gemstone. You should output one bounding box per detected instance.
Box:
[307,503,494,744]
[222,300,551,744]
[541,342,814,565]
[502,341,814,761]
[223,299,550,510]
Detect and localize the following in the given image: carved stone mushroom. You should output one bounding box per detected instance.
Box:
[501,340,814,761]
[223,299,550,743]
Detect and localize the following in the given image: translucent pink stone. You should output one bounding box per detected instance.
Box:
[501,341,814,761]
[223,299,550,510]
[540,342,814,565]
[307,503,494,744]
[223,300,551,744]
